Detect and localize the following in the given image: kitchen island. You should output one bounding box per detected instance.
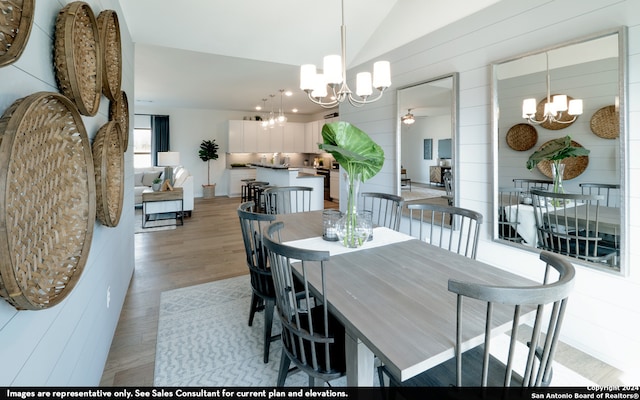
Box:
[253,165,325,211]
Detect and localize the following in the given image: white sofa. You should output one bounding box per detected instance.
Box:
[134,166,194,215]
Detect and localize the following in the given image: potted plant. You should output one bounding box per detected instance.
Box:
[320,121,384,247]
[152,177,162,192]
[199,139,219,199]
[526,135,589,193]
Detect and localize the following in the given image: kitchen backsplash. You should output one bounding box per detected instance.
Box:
[226,152,335,169]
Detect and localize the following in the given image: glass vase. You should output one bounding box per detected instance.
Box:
[335,172,370,248]
[552,161,565,194]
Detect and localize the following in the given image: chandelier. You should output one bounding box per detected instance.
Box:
[401,109,415,125]
[259,90,289,129]
[299,0,391,108]
[522,52,583,125]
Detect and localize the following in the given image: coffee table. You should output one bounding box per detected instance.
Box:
[142,187,184,228]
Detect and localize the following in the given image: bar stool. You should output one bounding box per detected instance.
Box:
[241,178,256,202]
[248,181,269,211]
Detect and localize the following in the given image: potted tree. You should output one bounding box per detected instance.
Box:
[199,139,219,199]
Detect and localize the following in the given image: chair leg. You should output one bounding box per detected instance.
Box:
[248,293,259,326]
[263,299,275,363]
[277,350,291,387]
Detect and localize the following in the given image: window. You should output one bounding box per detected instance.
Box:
[134,115,152,168]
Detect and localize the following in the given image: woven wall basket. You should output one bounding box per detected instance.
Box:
[536,139,589,180]
[506,123,537,151]
[93,121,124,227]
[0,0,35,67]
[535,95,578,130]
[109,90,129,150]
[590,105,619,139]
[0,92,96,310]
[96,9,122,102]
[54,1,102,116]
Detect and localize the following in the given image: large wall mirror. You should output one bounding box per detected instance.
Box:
[491,27,628,276]
[397,73,459,204]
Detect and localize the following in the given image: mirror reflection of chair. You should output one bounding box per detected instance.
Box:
[360,192,404,231]
[406,202,483,259]
[530,190,618,267]
[379,251,576,387]
[579,183,620,207]
[263,186,313,215]
[498,187,525,244]
[513,178,553,198]
[237,201,279,363]
[442,171,454,206]
[262,221,346,387]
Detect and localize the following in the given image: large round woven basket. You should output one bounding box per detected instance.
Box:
[109,90,129,150]
[0,92,96,310]
[54,1,102,116]
[93,121,124,227]
[536,139,589,180]
[96,9,122,102]
[506,123,537,151]
[0,0,35,67]
[535,95,578,130]
[590,105,619,139]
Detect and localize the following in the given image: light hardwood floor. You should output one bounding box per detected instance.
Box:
[100,196,623,386]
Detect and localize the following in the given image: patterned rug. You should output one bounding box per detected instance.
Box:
[134,208,176,233]
[155,276,595,387]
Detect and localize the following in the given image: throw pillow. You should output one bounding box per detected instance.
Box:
[142,171,162,186]
[134,172,144,186]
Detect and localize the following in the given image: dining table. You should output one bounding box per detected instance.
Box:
[274,210,538,386]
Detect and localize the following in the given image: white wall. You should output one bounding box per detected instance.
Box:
[341,0,640,376]
[401,115,451,184]
[0,0,134,385]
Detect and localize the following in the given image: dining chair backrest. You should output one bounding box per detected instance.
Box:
[360,192,404,231]
[262,221,346,386]
[442,171,454,206]
[513,178,553,198]
[498,187,525,243]
[579,183,620,207]
[448,251,576,387]
[263,186,313,215]
[237,201,279,362]
[530,189,617,267]
[406,202,483,259]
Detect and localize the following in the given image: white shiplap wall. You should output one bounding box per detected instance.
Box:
[341,0,639,374]
[0,0,134,385]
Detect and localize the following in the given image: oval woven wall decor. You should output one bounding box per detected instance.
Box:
[506,123,538,151]
[0,0,35,67]
[54,1,102,116]
[93,121,124,227]
[536,139,589,180]
[109,90,129,150]
[96,9,122,102]
[590,105,619,139]
[535,95,578,130]
[0,92,96,310]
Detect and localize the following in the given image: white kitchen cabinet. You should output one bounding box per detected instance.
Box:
[269,126,284,153]
[228,120,244,153]
[330,169,340,201]
[227,168,256,197]
[283,123,305,153]
[242,121,259,153]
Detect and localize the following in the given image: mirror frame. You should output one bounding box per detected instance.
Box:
[491,27,629,276]
[396,73,460,203]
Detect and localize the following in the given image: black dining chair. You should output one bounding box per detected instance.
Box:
[237,201,279,363]
[530,189,618,268]
[406,202,483,259]
[263,186,313,215]
[498,187,526,244]
[262,221,346,387]
[442,170,454,206]
[379,251,576,387]
[360,192,404,231]
[513,178,553,198]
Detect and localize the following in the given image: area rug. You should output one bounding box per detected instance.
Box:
[134,208,176,233]
[155,276,596,387]
[401,185,447,202]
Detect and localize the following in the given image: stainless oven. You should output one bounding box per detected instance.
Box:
[316,168,330,200]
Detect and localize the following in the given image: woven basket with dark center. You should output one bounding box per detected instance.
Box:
[0,0,35,67]
[96,9,122,102]
[109,90,129,150]
[54,1,102,116]
[506,123,537,151]
[93,121,124,227]
[590,105,619,139]
[0,92,96,310]
[536,139,589,180]
[535,95,578,130]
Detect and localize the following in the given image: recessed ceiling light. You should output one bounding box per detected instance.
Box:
[292,108,298,113]
[285,91,293,96]
[255,105,262,111]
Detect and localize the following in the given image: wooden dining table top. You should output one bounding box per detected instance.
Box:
[275,211,538,384]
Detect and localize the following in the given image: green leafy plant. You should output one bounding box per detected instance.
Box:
[320,122,384,247]
[526,135,589,170]
[152,178,162,184]
[199,139,219,185]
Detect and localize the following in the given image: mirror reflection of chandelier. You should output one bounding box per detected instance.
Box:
[522,52,583,125]
[299,0,391,108]
[401,109,415,125]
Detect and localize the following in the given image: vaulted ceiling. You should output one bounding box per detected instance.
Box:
[119,0,501,115]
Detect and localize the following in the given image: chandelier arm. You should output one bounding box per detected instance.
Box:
[346,88,387,107]
[306,91,340,108]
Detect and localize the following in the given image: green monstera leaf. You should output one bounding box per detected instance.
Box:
[319,121,385,182]
[526,135,590,170]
